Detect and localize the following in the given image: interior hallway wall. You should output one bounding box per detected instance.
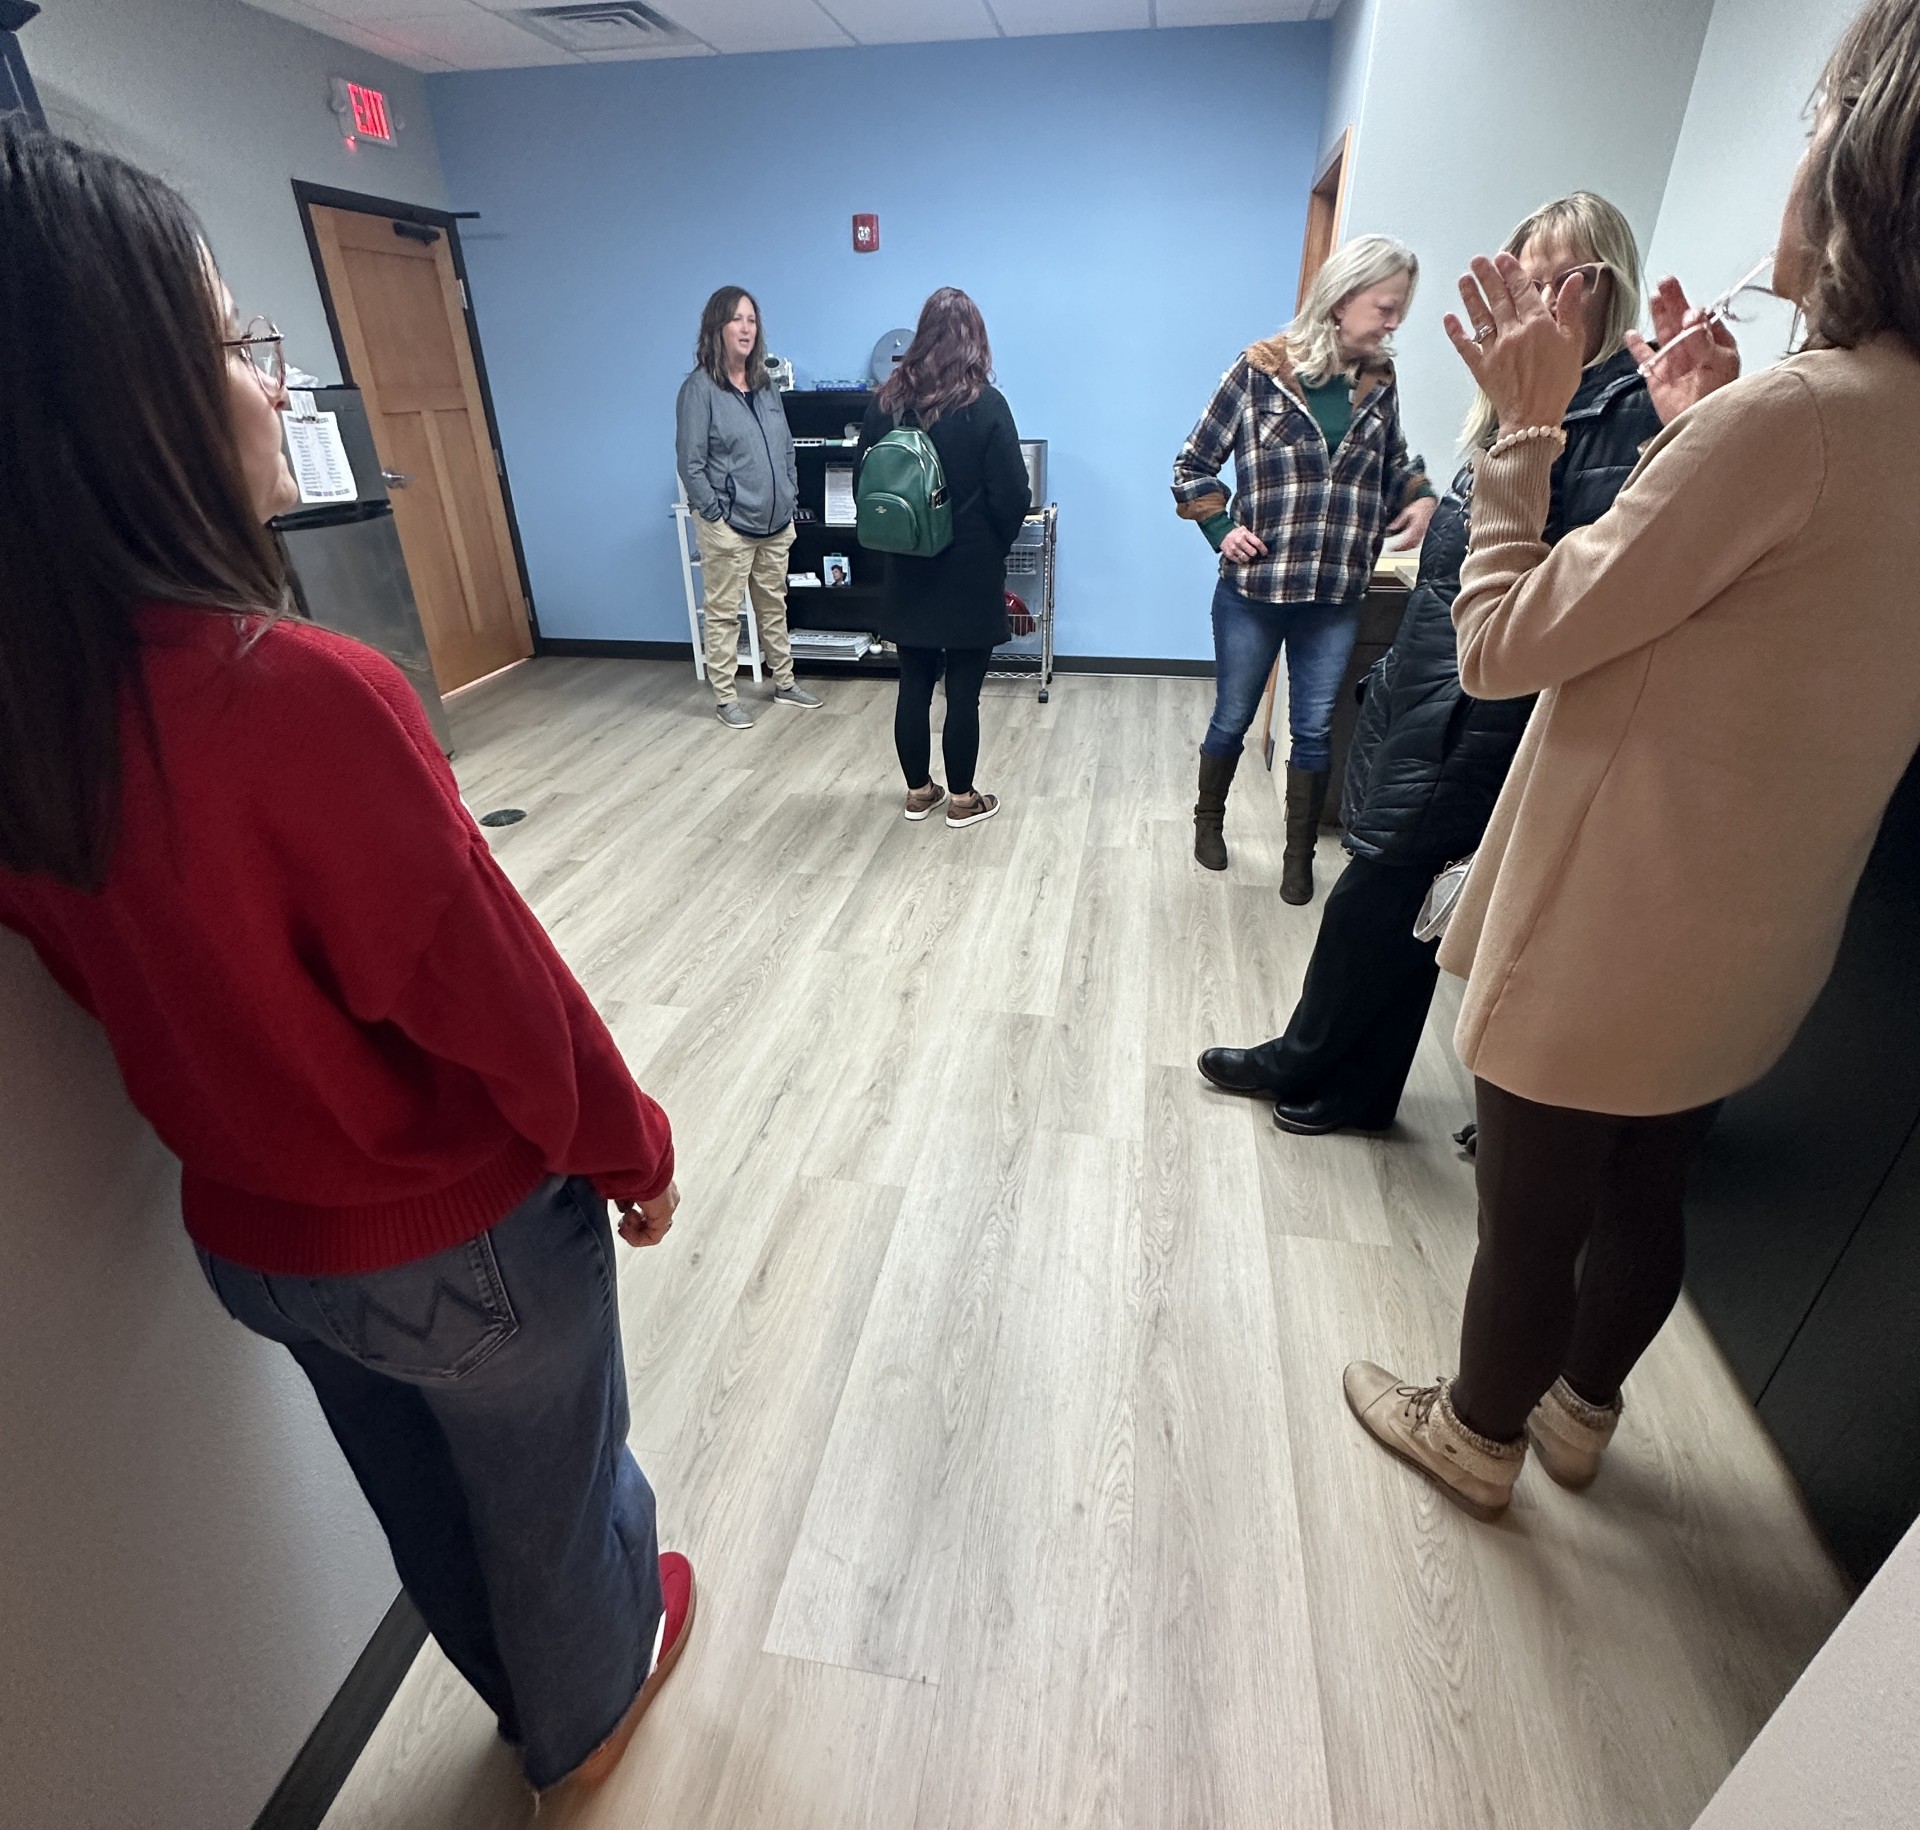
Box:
[425,25,1331,661]
[26,0,449,382]
[1324,0,1715,480]
[1645,0,1864,374]
[3,3,444,1824]
[0,935,398,1830]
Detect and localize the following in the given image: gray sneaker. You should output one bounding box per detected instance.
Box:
[715,701,754,730]
[773,683,824,709]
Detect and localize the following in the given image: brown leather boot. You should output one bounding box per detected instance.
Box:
[1193,748,1239,871]
[1280,765,1330,904]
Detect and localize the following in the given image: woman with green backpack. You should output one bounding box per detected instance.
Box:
[855,288,1031,828]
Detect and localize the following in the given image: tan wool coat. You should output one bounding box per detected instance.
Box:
[1438,337,1920,1116]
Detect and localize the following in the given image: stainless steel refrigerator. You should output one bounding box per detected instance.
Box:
[272,386,453,753]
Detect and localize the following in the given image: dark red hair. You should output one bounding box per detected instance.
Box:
[876,287,992,426]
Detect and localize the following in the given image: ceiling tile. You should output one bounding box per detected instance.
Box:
[356,9,581,65]
[821,0,999,45]
[653,0,853,53]
[1152,0,1316,23]
[992,0,1148,35]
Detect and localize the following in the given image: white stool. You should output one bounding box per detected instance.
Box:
[672,483,764,687]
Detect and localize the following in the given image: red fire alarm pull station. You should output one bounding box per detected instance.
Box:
[852,213,880,254]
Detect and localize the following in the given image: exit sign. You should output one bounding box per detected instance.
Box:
[330,77,397,147]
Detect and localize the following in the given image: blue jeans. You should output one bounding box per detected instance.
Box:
[1202,579,1364,771]
[197,1176,661,1790]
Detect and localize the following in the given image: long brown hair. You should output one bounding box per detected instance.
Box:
[876,288,993,426]
[1800,0,1920,353]
[0,125,284,890]
[695,285,769,389]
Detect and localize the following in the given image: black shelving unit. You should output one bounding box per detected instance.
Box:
[781,388,893,667]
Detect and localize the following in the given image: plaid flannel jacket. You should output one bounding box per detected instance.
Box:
[1171,338,1428,605]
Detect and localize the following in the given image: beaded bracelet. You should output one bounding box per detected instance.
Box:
[1487,424,1569,459]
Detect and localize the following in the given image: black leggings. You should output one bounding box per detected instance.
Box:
[1451,1078,1719,1442]
[895,645,993,793]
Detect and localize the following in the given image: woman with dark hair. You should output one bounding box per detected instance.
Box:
[1343,0,1920,1523]
[855,287,1030,827]
[674,285,821,727]
[1199,192,1660,1135]
[0,125,694,1795]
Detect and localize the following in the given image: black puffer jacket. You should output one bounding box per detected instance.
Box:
[1341,349,1661,866]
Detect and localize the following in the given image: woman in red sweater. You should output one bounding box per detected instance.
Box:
[0,127,693,1794]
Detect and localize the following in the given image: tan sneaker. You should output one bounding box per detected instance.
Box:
[946,790,1000,829]
[1527,1377,1621,1489]
[1342,1363,1525,1520]
[904,781,948,822]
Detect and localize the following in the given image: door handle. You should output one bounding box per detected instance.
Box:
[382,470,413,489]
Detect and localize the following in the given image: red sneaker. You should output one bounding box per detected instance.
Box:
[562,1552,698,1789]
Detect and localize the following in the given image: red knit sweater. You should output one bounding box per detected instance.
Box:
[0,607,673,1276]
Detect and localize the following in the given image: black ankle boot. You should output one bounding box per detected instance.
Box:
[1272,1093,1397,1136]
[1197,1042,1286,1096]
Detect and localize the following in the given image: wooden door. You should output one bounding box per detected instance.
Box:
[309,205,531,692]
[1296,128,1352,308]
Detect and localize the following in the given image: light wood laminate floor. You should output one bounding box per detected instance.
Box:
[321,660,1849,1830]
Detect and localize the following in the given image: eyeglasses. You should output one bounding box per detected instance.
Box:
[223,316,286,391]
[1639,255,1778,374]
[1531,262,1607,302]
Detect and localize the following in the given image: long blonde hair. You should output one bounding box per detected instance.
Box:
[1461,191,1645,451]
[1282,233,1419,387]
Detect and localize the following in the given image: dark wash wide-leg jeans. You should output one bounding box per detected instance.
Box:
[198,1175,662,1790]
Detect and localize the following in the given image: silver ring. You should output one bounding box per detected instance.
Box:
[1473,326,1495,344]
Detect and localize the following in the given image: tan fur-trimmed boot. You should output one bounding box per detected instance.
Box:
[1526,1377,1622,1489]
[1342,1363,1526,1520]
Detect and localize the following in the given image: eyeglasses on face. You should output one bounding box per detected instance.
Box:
[1530,262,1607,301]
[223,316,286,390]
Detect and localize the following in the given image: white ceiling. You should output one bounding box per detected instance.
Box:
[241,0,1333,73]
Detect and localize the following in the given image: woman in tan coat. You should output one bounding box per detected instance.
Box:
[1344,0,1920,1519]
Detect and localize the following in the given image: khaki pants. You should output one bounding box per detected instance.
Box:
[692,516,796,702]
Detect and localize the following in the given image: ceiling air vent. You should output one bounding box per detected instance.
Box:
[514,3,698,54]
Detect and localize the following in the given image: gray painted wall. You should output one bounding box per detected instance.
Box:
[1327,0,1715,476]
[25,0,448,382]
[1646,0,1862,373]
[4,2,450,1824]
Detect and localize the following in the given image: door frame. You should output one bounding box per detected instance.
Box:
[1295,127,1353,310]
[291,180,542,646]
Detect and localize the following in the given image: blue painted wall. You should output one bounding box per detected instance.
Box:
[428,25,1329,659]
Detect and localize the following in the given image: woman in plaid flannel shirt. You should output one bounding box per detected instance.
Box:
[1173,234,1436,900]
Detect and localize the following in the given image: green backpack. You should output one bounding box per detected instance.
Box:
[856,419,953,557]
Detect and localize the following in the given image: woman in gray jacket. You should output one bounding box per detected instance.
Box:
[674,287,821,727]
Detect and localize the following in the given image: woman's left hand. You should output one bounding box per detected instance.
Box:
[1444,253,1586,437]
[1385,495,1437,551]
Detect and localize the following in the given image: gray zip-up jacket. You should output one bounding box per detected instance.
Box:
[674,368,798,538]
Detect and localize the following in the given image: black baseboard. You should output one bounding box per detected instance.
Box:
[537,637,690,659]
[535,637,1213,678]
[251,1592,427,1830]
[1054,654,1215,678]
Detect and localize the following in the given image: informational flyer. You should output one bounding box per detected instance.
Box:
[280,405,358,505]
[823,464,856,526]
